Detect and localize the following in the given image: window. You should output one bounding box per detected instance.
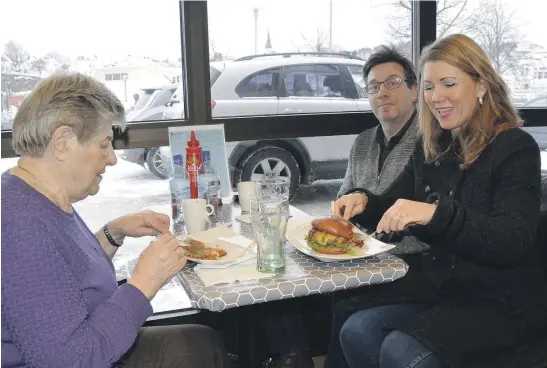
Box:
[434,0,547,109]
[162,67,221,120]
[206,0,410,117]
[0,0,190,270]
[437,0,547,170]
[130,86,177,122]
[348,65,368,99]
[198,0,411,204]
[435,0,547,169]
[283,64,341,97]
[1,0,184,129]
[1,73,42,130]
[236,68,280,97]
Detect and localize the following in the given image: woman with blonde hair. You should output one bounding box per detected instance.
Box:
[1,72,229,368]
[332,34,547,367]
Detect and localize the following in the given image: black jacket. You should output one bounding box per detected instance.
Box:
[347,127,547,367]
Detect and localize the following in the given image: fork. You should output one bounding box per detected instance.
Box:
[355,231,385,240]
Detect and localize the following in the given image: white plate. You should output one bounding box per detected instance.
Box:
[182,237,255,265]
[285,220,395,262]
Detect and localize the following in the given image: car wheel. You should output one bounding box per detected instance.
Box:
[235,145,301,198]
[146,147,169,179]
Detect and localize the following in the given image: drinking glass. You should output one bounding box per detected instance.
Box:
[250,195,289,273]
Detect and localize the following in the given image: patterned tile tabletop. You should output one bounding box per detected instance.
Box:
[177,202,408,312]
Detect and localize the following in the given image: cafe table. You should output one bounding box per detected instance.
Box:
[114,201,408,367]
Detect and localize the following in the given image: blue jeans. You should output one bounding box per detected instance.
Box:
[339,304,444,368]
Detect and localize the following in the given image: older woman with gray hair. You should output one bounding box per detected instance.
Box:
[1,72,230,368]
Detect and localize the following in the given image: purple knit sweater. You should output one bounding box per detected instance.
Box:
[1,172,153,367]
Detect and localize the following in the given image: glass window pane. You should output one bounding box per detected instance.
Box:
[1,0,184,129]
[201,0,413,213]
[435,0,547,109]
[434,0,547,153]
[207,0,410,117]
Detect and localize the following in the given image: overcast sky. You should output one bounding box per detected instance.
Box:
[1,0,546,60]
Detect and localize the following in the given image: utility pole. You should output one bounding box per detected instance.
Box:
[253,8,259,55]
[329,0,333,51]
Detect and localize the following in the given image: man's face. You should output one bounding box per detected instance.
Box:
[366,62,417,123]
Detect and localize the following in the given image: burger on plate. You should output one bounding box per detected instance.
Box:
[305,217,364,254]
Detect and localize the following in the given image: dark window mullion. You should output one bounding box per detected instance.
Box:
[411,0,437,68]
[181,1,212,126]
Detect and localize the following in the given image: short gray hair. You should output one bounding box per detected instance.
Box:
[12,71,126,156]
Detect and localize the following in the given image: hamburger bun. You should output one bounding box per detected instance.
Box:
[311,217,354,239]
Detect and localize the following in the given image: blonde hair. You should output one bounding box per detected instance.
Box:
[418,34,521,168]
[12,71,125,157]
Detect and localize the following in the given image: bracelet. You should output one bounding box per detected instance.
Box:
[103,223,123,248]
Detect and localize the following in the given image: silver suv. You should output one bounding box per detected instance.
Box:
[121,53,371,195]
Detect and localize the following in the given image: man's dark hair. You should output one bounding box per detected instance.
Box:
[363,45,417,88]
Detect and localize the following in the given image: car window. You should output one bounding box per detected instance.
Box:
[155,88,177,107]
[133,89,160,110]
[235,68,280,98]
[210,66,222,86]
[348,65,368,99]
[282,64,346,98]
[1,73,42,122]
[167,67,216,103]
[170,86,183,102]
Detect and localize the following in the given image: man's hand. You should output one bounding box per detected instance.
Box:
[377,199,436,234]
[108,211,171,243]
[333,193,368,221]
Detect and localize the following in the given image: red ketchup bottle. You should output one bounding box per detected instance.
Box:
[185,130,202,199]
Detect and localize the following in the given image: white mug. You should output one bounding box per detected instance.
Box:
[237,181,259,213]
[182,198,215,234]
